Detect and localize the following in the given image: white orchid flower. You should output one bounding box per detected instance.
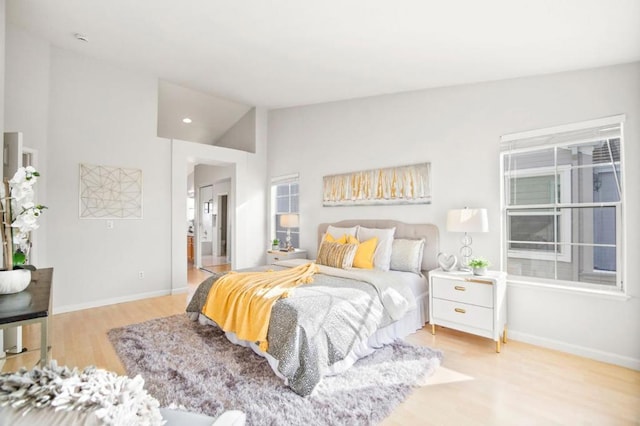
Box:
[2,167,47,267]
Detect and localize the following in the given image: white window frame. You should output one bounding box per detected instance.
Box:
[500,115,626,294]
[270,173,300,245]
[506,166,571,262]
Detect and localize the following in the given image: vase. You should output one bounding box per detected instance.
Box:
[0,269,32,294]
[472,266,487,276]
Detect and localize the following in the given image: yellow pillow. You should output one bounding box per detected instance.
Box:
[325,233,347,244]
[350,236,378,269]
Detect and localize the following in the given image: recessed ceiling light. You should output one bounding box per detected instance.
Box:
[74,33,89,42]
[182,118,192,124]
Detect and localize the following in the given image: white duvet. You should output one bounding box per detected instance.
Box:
[274,258,416,320]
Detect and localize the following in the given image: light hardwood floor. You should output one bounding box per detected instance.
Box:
[4,267,639,425]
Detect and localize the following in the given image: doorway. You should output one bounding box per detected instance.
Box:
[171,139,247,294]
[199,185,214,264]
[198,178,232,273]
[217,194,228,257]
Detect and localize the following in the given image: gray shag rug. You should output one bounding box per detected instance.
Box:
[108,314,442,426]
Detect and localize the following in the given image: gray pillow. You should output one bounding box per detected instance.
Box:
[390,238,425,274]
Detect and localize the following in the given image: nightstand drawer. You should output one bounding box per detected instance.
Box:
[266,250,307,264]
[432,276,493,308]
[432,298,493,331]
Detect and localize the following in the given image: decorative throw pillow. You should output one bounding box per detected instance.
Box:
[316,241,358,269]
[324,233,347,244]
[356,227,396,271]
[350,236,378,269]
[326,225,358,240]
[390,238,425,274]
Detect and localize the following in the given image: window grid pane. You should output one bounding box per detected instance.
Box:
[502,133,622,291]
[272,181,300,248]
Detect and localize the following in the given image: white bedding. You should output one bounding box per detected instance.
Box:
[275,258,419,319]
[197,259,429,387]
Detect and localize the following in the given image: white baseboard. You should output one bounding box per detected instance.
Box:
[171,286,189,295]
[509,329,640,371]
[53,289,173,314]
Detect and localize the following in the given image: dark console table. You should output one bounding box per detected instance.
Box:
[0,268,53,367]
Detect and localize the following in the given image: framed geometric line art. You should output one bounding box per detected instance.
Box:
[323,162,431,206]
[79,164,143,219]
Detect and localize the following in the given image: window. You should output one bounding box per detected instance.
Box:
[271,174,299,248]
[500,116,625,292]
[506,166,571,262]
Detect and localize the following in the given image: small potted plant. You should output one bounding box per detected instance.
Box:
[271,239,280,250]
[468,258,490,276]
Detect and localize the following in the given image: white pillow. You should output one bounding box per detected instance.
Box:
[324,225,359,241]
[356,226,396,271]
[390,238,425,274]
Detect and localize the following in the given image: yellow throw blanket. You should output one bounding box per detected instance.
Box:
[201,262,319,352]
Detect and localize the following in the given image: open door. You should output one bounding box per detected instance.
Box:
[1,133,25,360]
[218,194,228,258]
[197,185,214,268]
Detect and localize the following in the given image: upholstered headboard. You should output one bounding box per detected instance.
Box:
[317,220,440,272]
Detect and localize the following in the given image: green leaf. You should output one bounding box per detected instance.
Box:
[13,250,26,266]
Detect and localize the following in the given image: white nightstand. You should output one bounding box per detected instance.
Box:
[429,268,507,352]
[266,249,308,264]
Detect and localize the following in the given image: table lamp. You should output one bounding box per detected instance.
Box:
[280,214,299,252]
[446,207,488,270]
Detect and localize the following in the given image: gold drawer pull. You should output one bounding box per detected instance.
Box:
[454,308,466,314]
[465,278,493,285]
[454,286,466,291]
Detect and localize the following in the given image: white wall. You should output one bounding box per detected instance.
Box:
[194,164,233,187]
[157,80,250,144]
[4,23,50,266]
[0,0,5,167]
[267,62,640,369]
[5,28,269,309]
[215,108,256,153]
[45,48,173,312]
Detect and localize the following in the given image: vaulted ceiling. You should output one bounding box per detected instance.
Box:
[7,0,640,109]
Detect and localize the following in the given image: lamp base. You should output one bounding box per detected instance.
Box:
[459,232,473,270]
[285,229,294,252]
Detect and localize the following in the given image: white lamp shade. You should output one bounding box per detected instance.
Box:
[280,214,299,228]
[446,208,488,233]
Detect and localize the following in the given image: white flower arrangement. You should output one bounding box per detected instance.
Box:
[0,166,47,270]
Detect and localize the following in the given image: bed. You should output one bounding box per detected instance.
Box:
[187,220,439,396]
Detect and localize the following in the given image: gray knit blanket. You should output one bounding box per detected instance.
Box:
[186,267,397,396]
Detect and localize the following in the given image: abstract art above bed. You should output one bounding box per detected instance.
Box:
[322,162,431,206]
